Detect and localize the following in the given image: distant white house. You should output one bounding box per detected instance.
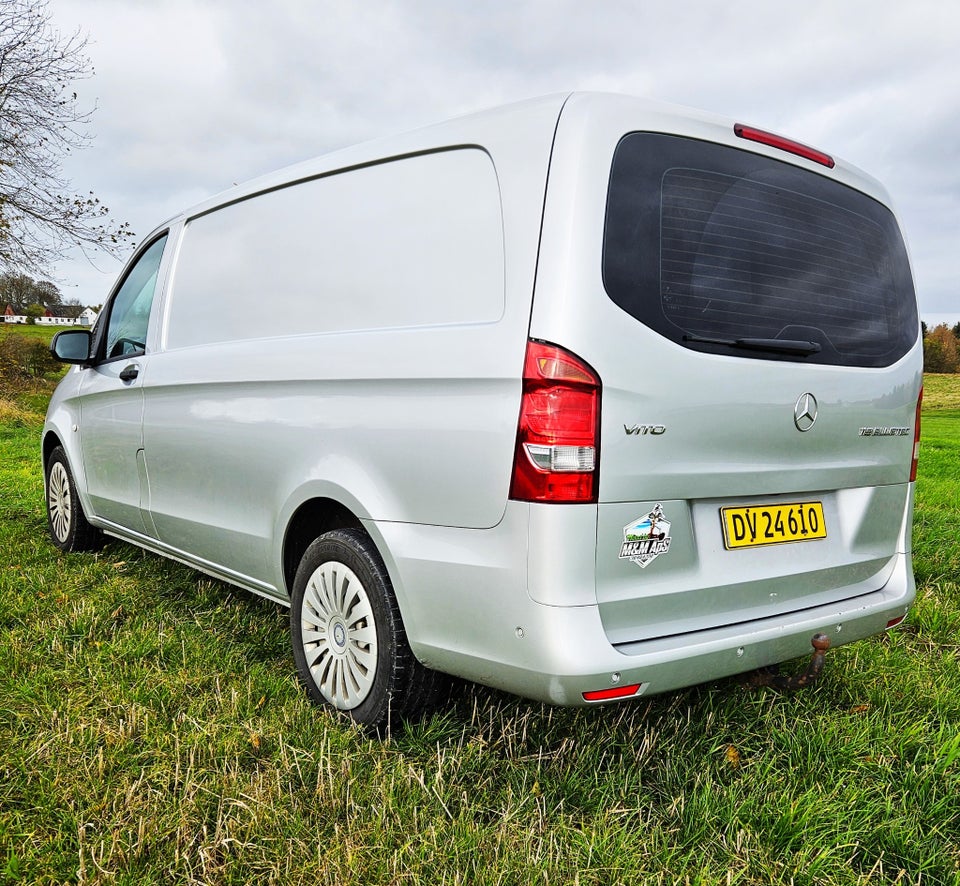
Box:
[2,304,27,323]
[4,305,100,326]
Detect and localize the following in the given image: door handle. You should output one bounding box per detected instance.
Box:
[119,364,140,383]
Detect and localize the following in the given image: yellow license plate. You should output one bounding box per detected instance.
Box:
[721,501,827,550]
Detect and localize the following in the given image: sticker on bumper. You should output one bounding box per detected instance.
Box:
[619,503,672,568]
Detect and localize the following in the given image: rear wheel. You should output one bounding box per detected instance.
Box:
[290,528,443,732]
[45,446,104,552]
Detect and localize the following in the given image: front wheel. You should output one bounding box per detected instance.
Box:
[290,528,442,732]
[45,446,104,552]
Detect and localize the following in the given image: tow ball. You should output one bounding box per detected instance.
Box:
[748,632,831,691]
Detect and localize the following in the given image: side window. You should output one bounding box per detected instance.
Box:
[103,234,168,360]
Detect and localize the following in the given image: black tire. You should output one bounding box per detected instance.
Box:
[290,528,443,732]
[45,446,104,553]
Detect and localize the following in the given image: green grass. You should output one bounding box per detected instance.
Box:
[1,375,958,885]
[0,323,61,343]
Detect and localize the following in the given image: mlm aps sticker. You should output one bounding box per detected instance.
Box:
[619,503,671,568]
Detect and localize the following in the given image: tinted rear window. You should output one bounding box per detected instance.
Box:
[603,133,917,367]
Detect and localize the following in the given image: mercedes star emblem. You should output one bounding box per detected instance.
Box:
[794,392,818,432]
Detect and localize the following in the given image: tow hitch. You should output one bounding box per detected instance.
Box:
[749,632,831,691]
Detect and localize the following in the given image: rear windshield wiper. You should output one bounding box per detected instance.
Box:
[682,334,822,356]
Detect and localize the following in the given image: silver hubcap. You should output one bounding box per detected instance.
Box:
[48,462,72,542]
[300,560,378,710]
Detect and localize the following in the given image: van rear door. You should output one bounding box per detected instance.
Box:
[531,104,921,649]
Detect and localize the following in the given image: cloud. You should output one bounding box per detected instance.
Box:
[48,0,960,319]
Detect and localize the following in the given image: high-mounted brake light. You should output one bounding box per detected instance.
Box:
[910,387,923,482]
[509,340,601,503]
[734,123,835,169]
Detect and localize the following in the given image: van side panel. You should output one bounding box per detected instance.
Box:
[141,150,515,582]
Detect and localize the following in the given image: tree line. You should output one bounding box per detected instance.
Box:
[2,270,66,309]
[921,321,960,373]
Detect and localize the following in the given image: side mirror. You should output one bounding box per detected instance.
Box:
[50,329,93,365]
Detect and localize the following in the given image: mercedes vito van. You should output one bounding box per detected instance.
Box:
[44,93,922,729]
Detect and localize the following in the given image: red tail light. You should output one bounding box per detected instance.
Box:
[734,123,835,169]
[910,387,923,482]
[509,340,600,503]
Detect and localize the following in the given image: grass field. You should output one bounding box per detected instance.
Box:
[0,324,67,341]
[1,345,958,884]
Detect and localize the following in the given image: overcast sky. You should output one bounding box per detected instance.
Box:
[48,0,959,326]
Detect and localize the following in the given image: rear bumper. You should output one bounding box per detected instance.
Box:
[425,554,912,706]
[373,504,914,706]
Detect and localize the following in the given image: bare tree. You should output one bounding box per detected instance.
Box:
[0,0,133,273]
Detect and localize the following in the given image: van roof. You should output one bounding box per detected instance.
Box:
[151,92,895,240]
[178,92,571,224]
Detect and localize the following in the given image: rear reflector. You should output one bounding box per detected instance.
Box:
[734,123,835,168]
[509,340,601,503]
[582,683,642,702]
[886,614,906,629]
[910,387,923,482]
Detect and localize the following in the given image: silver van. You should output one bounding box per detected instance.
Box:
[44,93,922,729]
